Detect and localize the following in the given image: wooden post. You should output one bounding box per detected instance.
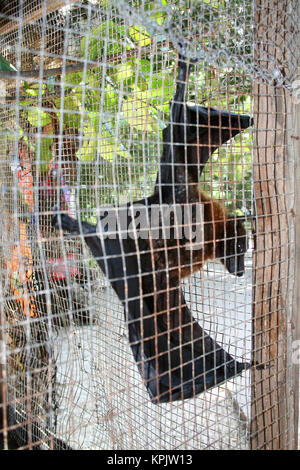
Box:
[288,95,300,449]
[288,100,300,449]
[251,0,297,449]
[289,0,300,447]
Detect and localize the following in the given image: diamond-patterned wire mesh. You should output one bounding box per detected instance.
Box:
[0,0,298,450]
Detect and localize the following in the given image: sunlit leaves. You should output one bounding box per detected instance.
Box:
[81,20,133,60]
[36,137,52,173]
[122,95,157,133]
[79,112,130,162]
[24,82,46,97]
[26,108,51,128]
[129,25,151,46]
[17,3,253,208]
[60,95,81,129]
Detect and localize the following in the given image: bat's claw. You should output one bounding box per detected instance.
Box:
[177,41,198,64]
[252,361,271,370]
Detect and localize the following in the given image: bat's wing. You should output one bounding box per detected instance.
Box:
[155,56,252,193]
[150,56,253,400]
[156,107,252,195]
[52,211,250,403]
[144,282,249,403]
[184,106,252,180]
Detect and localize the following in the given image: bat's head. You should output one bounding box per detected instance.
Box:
[216,216,248,277]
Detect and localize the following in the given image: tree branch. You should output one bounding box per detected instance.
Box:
[0,38,171,81]
[0,0,79,36]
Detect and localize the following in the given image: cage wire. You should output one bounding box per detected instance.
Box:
[0,0,298,450]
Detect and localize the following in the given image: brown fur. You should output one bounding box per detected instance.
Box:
[150,189,245,282]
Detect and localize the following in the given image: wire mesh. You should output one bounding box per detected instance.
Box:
[0,0,298,450]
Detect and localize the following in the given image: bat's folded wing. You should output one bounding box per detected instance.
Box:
[105,237,249,403]
[52,212,249,404]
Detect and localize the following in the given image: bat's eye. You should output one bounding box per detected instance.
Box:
[237,243,245,253]
[236,242,244,254]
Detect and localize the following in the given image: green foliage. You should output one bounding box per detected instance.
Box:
[81,21,134,59]
[24,82,47,96]
[18,4,252,214]
[26,108,51,128]
[0,54,16,72]
[36,137,53,173]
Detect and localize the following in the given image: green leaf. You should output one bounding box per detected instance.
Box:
[81,20,128,60]
[79,137,98,162]
[36,137,52,172]
[26,108,51,127]
[78,114,130,162]
[0,55,16,72]
[104,84,118,108]
[24,83,46,96]
[152,10,167,26]
[129,25,151,46]
[62,95,81,128]
[115,62,133,83]
[122,95,156,133]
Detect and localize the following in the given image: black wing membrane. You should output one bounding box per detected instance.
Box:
[156,56,252,200]
[52,55,253,404]
[51,211,249,403]
[146,55,252,402]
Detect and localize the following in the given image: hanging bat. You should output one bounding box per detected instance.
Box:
[52,54,254,403]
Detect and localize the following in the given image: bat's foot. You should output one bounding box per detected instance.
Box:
[252,361,272,370]
[177,41,198,64]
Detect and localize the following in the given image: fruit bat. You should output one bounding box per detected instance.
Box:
[52,54,253,403]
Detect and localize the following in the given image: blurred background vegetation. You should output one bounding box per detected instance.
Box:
[2,0,253,221]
